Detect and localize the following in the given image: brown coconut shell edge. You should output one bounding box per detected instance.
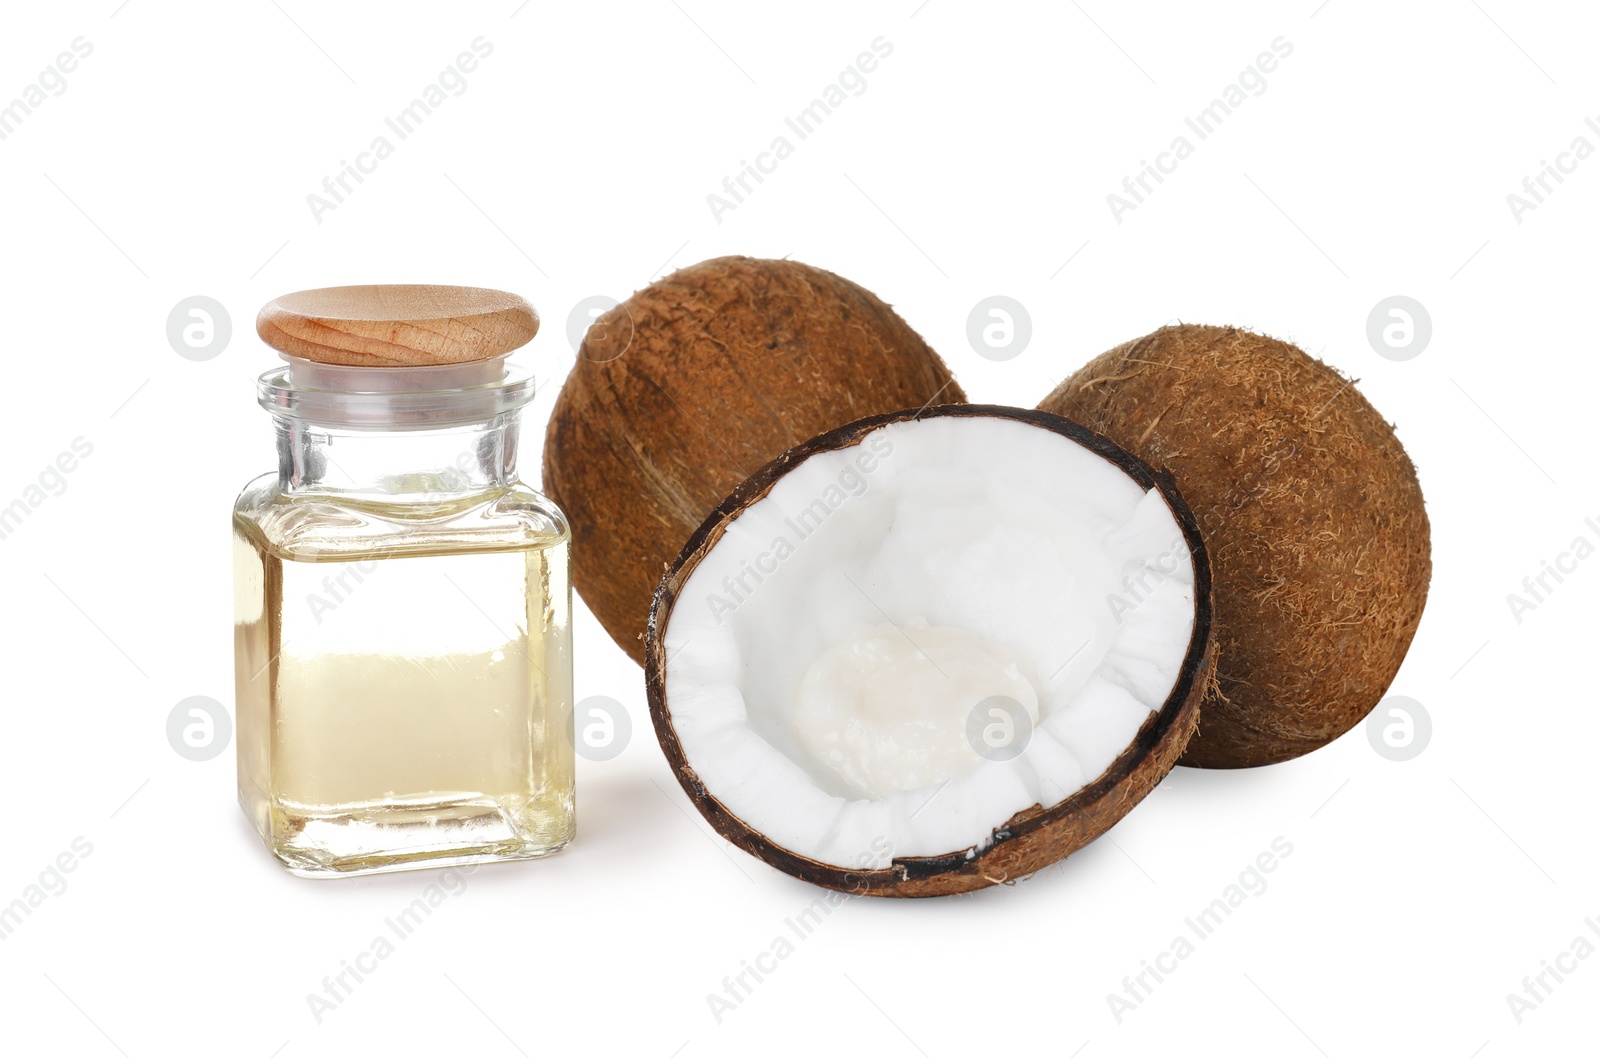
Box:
[644,404,1218,898]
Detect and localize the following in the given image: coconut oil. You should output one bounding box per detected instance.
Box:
[234,290,573,877]
[234,532,573,875]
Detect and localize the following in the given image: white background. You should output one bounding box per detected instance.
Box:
[0,1,1594,1054]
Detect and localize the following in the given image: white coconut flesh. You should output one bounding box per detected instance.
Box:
[662,414,1197,871]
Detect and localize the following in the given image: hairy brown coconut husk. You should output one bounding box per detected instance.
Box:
[1040,324,1431,768]
[646,405,1217,896]
[543,256,964,664]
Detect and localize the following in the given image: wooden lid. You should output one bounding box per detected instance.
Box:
[257,284,539,367]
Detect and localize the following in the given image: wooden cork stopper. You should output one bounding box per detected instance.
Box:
[257,284,539,367]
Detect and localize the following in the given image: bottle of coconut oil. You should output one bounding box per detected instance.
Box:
[233,284,573,877]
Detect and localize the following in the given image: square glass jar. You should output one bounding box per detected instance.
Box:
[234,353,573,877]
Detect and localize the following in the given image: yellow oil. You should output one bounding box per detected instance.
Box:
[233,505,573,877]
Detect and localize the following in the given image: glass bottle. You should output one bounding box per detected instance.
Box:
[233,285,573,877]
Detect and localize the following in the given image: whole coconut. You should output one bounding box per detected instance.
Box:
[1040,324,1430,768]
[545,256,964,664]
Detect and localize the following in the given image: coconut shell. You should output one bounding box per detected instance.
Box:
[544,256,964,664]
[646,405,1217,897]
[1040,324,1431,768]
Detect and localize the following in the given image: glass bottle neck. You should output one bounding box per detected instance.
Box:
[274,414,522,499]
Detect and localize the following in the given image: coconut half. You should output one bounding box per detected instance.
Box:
[647,405,1216,897]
